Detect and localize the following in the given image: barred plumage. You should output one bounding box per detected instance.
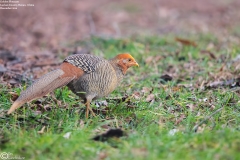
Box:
[64,54,104,73]
[8,53,139,118]
[67,60,118,100]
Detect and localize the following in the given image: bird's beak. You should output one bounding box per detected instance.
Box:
[133,61,139,67]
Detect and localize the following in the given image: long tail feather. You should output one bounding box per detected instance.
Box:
[8,69,74,114]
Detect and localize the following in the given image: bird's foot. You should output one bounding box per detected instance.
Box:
[88,107,96,117]
[85,101,96,118]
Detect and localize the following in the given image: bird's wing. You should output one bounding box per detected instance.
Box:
[63,54,105,73]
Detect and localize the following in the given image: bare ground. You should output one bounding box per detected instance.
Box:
[0,0,240,84]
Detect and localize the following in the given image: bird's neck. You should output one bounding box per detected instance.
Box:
[109,59,125,81]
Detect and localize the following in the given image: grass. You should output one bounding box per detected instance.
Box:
[1,35,240,160]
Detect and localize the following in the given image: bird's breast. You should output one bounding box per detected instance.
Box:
[68,62,119,99]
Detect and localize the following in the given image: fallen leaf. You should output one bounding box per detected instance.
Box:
[141,87,152,93]
[175,37,197,47]
[186,104,196,111]
[9,92,19,101]
[172,86,180,92]
[201,50,216,59]
[146,94,155,102]
[175,114,186,125]
[43,105,52,111]
[210,104,215,110]
[132,91,141,99]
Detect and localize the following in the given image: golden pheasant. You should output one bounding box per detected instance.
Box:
[8,53,139,118]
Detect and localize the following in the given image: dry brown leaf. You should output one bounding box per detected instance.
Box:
[132,91,141,99]
[175,114,186,125]
[9,92,19,101]
[146,94,155,102]
[210,104,216,110]
[186,104,196,111]
[43,105,52,111]
[200,50,216,59]
[141,87,152,93]
[175,37,197,47]
[172,86,180,92]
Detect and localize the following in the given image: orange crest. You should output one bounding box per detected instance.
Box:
[116,53,135,60]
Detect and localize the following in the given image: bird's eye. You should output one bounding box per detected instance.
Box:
[128,58,132,62]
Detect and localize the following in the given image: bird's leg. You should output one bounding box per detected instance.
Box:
[85,100,96,118]
[85,102,89,119]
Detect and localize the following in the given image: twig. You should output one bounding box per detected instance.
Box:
[192,107,224,132]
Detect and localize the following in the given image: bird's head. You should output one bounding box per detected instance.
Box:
[114,53,139,74]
